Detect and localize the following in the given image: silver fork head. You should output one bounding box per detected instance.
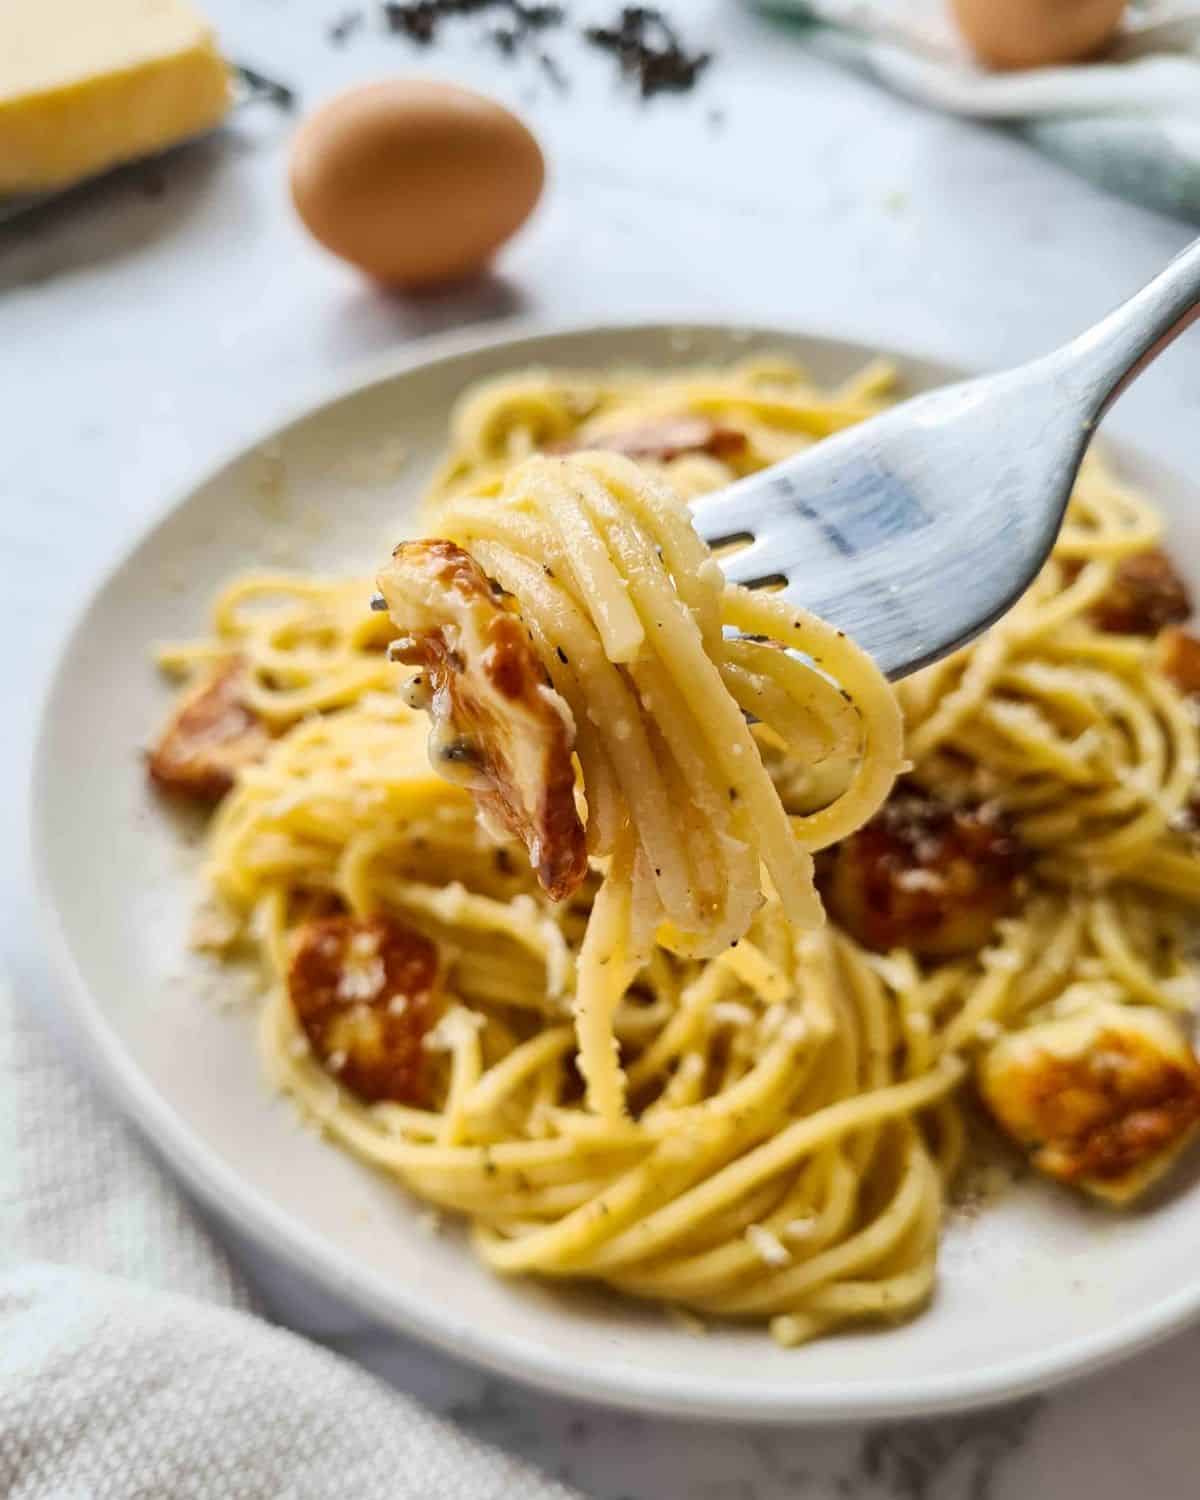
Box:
[692,236,1200,681]
[691,366,1088,680]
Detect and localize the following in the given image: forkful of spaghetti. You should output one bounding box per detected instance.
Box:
[374,451,903,1120]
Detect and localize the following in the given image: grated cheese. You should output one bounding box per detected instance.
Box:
[746,1224,791,1268]
[337,957,386,1002]
[784,1216,816,1241]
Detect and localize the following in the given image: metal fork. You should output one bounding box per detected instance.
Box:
[693,237,1200,681]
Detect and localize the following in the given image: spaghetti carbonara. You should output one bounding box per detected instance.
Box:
[149,354,1200,1347]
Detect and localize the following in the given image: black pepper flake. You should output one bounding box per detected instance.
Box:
[382,1,437,42]
[385,0,564,52]
[235,64,297,111]
[365,4,712,102]
[488,25,517,55]
[539,50,569,91]
[543,564,555,577]
[584,7,711,99]
[327,8,364,43]
[728,787,738,801]
[556,645,569,664]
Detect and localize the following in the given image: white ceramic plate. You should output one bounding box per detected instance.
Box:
[32,321,1200,1423]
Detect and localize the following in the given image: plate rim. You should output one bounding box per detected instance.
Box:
[29,314,1200,1424]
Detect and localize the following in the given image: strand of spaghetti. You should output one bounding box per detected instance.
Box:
[1087,895,1190,1009]
[369,876,572,996]
[690,1132,936,1316]
[465,541,697,922]
[475,1033,808,1273]
[1003,897,1083,1018]
[574,1062,962,1276]
[519,463,646,662]
[623,654,762,951]
[437,1013,483,1147]
[722,643,858,762]
[463,1028,575,1119]
[1128,847,1200,900]
[573,826,640,1121]
[1019,560,1116,644]
[166,355,1200,1351]
[904,624,1019,763]
[622,963,733,1094]
[559,464,821,929]
[608,1152,847,1299]
[796,1184,940,1322]
[1076,674,1198,867]
[723,588,902,850]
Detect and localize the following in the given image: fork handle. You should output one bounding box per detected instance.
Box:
[1063,235,1200,420]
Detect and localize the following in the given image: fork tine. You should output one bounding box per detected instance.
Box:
[716,538,784,588]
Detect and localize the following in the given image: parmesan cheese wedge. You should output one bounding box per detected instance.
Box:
[0,0,232,193]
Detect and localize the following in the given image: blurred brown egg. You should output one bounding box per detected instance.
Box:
[289,80,544,289]
[951,0,1126,70]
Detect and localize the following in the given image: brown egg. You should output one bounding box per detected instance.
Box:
[289,80,544,289]
[951,0,1126,70]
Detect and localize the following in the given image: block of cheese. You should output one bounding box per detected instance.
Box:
[0,0,233,193]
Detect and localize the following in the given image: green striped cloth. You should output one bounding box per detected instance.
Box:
[755,1,1200,221]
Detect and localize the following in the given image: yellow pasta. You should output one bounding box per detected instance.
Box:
[154,353,1200,1345]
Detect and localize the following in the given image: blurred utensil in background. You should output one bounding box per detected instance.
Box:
[756,0,1200,223]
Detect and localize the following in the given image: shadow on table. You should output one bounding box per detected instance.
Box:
[0,135,238,294]
[302,270,531,367]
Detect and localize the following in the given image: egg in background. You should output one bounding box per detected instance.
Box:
[290,79,544,290]
[951,0,1127,70]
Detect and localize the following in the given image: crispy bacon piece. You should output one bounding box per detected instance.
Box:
[148,656,271,803]
[978,1001,1200,1205]
[548,415,747,464]
[1091,548,1191,636]
[377,539,587,902]
[1156,626,1200,697]
[819,786,1027,957]
[288,914,442,1105]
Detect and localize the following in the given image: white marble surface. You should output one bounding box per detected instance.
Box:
[4,1,1200,1494]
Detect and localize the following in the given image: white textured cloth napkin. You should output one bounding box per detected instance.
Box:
[0,978,579,1499]
[755,0,1200,221]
